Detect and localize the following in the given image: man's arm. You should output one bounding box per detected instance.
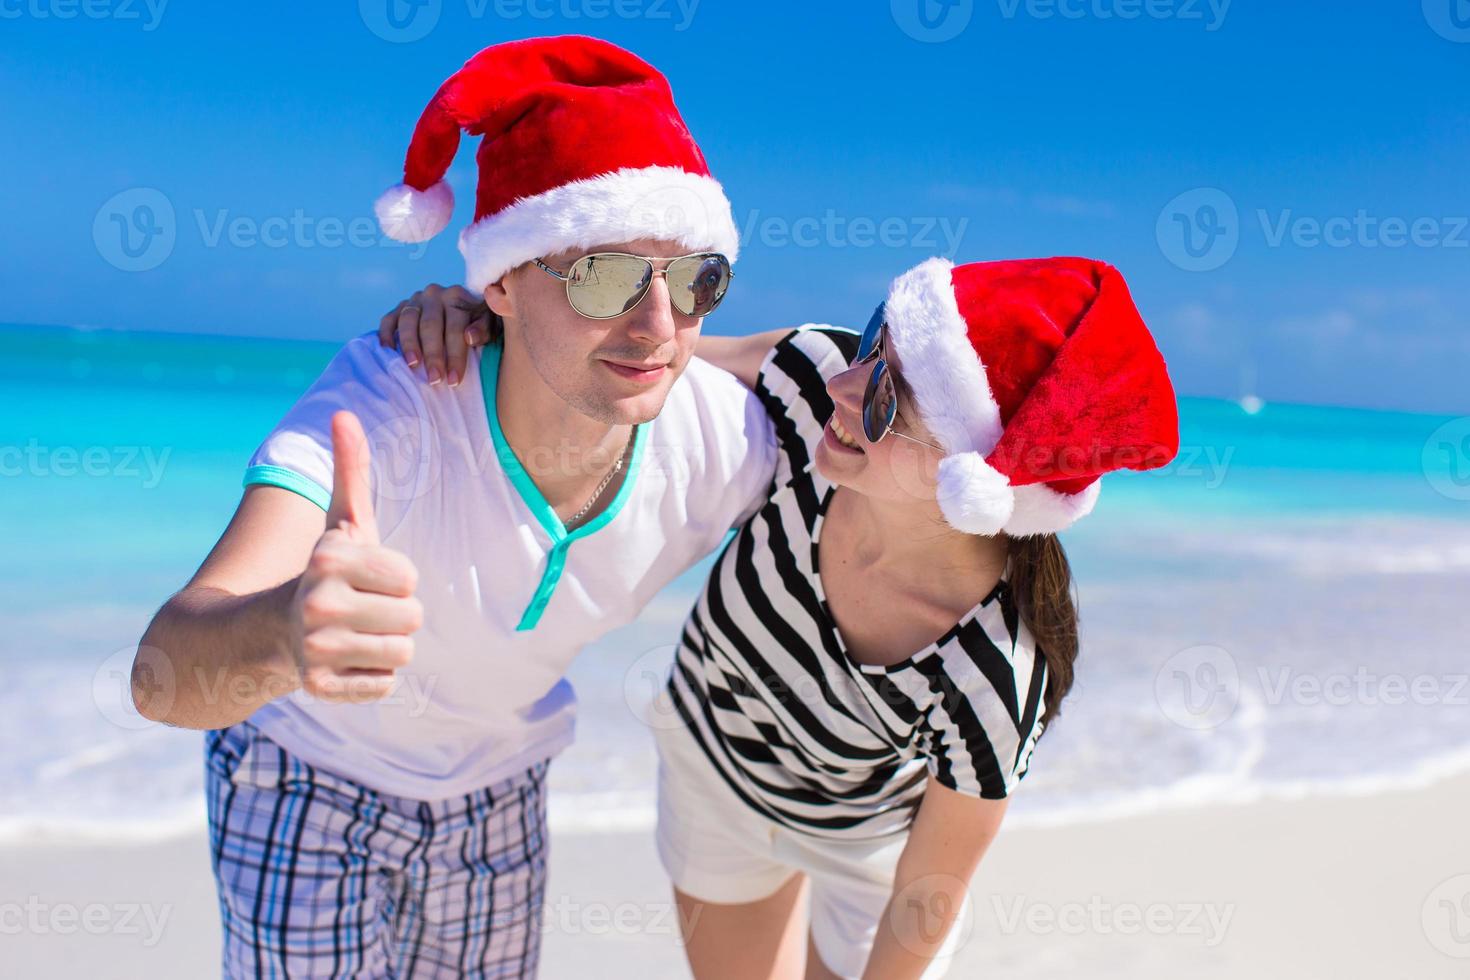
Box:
[133,412,422,730]
[860,778,1009,980]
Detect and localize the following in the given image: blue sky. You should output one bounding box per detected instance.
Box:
[4,1,1466,412]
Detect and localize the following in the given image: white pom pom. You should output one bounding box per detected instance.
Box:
[936,452,1013,536]
[1005,481,1101,536]
[374,180,454,243]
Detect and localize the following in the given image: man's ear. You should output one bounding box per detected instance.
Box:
[482,270,516,320]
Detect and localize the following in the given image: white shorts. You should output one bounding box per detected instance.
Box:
[652,719,968,979]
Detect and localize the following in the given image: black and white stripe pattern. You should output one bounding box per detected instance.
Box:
[667,326,1048,840]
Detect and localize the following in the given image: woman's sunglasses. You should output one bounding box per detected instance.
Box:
[533,251,733,320]
[854,303,944,451]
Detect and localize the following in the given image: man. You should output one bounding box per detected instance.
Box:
[132,36,774,977]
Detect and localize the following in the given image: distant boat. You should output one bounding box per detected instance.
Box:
[1238,363,1265,415]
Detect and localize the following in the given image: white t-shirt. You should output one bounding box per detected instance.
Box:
[242,333,777,800]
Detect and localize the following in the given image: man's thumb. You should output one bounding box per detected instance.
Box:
[326,411,379,541]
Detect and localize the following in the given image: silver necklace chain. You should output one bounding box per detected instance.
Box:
[565,426,637,530]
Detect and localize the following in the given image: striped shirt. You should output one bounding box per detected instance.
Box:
[666,325,1049,840]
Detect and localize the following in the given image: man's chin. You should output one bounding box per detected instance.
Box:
[577,383,675,426]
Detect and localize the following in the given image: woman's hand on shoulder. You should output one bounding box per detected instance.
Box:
[377,283,496,388]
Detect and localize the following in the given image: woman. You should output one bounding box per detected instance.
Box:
[382,256,1178,978]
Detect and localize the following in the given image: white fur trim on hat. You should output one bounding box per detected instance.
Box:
[1005,481,1102,536]
[456,166,740,295]
[882,257,1002,458]
[936,451,1014,536]
[375,180,455,244]
[885,257,1014,536]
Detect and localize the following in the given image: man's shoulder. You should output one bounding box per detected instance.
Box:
[311,331,433,409]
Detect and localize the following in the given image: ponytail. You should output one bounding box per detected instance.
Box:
[1006,534,1079,726]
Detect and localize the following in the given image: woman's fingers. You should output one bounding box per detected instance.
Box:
[465,309,495,348]
[444,302,470,387]
[416,291,448,386]
[396,304,424,371]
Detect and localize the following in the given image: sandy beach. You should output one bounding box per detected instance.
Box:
[5,772,1466,978]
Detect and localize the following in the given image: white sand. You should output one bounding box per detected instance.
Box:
[4,774,1468,978]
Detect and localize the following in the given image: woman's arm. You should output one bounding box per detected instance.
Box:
[376,283,787,392]
[693,330,790,389]
[861,778,1009,980]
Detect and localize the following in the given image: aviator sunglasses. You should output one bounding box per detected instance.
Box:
[854,303,944,451]
[533,251,733,320]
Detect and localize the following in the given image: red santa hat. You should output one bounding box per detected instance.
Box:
[883,256,1179,536]
[373,36,740,294]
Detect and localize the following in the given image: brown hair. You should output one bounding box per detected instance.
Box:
[1005,533,1079,726]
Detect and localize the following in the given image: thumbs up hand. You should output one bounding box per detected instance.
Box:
[290,411,423,704]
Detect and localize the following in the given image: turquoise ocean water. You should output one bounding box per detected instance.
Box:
[3,323,1468,839]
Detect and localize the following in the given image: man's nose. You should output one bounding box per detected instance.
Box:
[622,275,679,348]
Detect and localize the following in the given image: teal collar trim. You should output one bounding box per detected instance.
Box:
[480,341,648,631]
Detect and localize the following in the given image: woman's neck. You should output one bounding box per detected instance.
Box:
[829,486,1008,587]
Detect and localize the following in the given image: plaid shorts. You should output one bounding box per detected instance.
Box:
[205,722,548,979]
